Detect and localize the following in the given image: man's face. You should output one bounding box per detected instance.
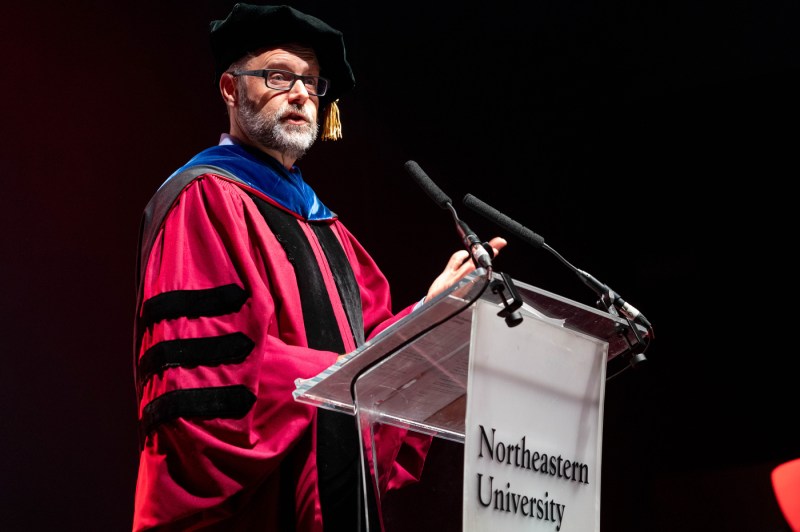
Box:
[234,46,320,161]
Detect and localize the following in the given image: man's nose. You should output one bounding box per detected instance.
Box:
[287,79,310,102]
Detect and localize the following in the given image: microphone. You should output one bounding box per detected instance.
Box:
[404,161,493,270]
[463,194,545,250]
[404,160,450,208]
[463,193,653,333]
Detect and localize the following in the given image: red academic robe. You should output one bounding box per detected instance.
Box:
[132,173,430,531]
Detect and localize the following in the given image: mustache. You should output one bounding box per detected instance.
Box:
[278,103,313,123]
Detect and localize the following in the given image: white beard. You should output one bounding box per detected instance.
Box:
[238,98,318,161]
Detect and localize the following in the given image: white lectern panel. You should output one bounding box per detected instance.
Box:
[463,299,608,532]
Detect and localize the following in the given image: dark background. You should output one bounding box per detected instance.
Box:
[2,1,798,530]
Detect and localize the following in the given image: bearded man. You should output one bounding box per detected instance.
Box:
[130,4,505,531]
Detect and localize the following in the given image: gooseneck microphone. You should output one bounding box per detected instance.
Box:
[404,161,493,270]
[462,193,653,334]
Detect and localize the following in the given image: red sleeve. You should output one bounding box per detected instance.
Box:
[373,424,434,494]
[134,176,337,530]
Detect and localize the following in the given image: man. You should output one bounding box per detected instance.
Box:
[132,4,506,531]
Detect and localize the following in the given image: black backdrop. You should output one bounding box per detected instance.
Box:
[2,1,798,531]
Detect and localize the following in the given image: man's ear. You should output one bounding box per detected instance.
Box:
[220,73,237,108]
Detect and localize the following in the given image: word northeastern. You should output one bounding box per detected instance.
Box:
[475,425,591,531]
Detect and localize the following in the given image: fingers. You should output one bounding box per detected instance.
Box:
[450,236,507,271]
[487,236,508,256]
[448,249,471,271]
[423,236,509,304]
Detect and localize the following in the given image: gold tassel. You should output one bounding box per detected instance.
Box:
[321,99,343,141]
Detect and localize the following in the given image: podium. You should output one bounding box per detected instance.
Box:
[294,270,641,531]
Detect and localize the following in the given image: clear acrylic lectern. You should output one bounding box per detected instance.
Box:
[294,270,641,531]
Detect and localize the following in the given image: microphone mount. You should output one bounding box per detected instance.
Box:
[490,272,524,327]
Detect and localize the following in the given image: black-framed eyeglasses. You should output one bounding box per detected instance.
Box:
[230,69,329,97]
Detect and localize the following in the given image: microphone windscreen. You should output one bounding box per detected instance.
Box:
[463,194,545,249]
[404,160,452,208]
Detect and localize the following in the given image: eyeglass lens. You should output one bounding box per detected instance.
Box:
[265,70,327,96]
